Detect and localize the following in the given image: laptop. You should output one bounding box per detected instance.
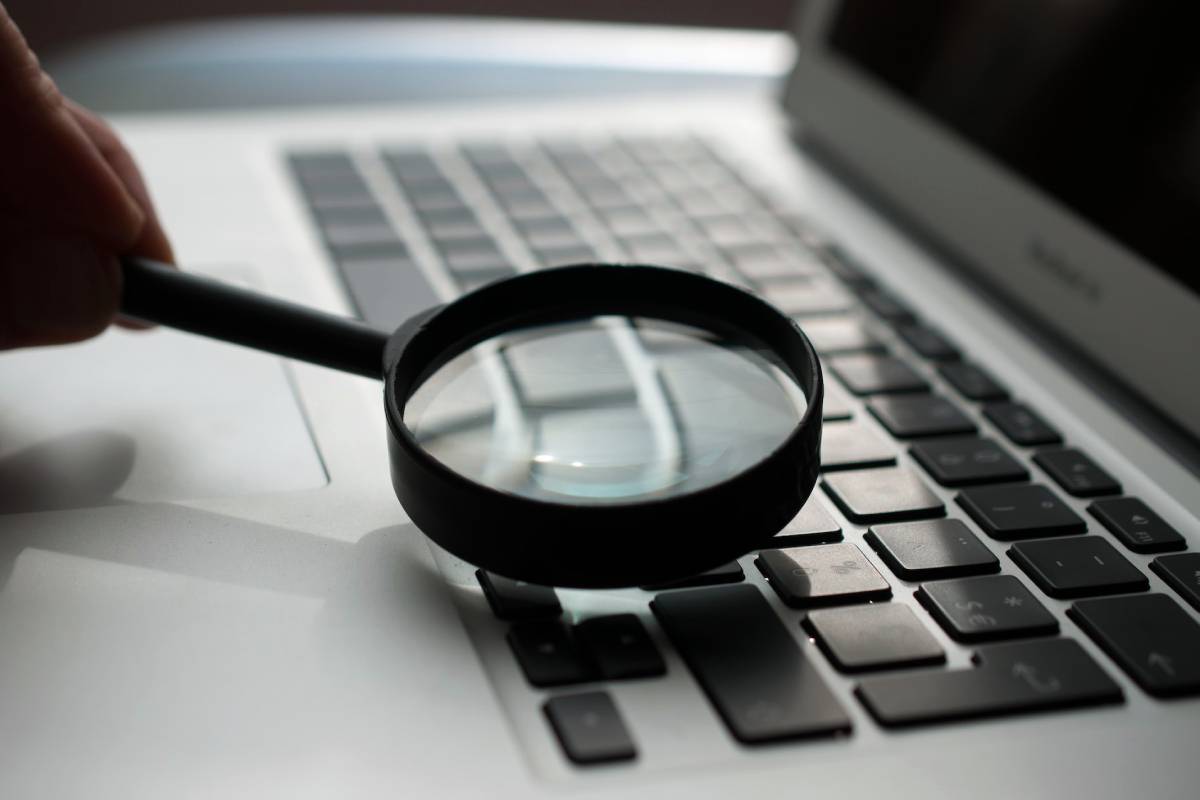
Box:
[3,0,1198,796]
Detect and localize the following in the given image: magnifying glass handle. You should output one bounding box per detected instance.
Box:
[119,256,390,379]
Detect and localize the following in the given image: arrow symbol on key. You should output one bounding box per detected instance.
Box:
[1148,652,1176,677]
[1012,662,1061,694]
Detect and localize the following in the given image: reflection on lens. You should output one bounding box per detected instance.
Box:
[403,316,807,505]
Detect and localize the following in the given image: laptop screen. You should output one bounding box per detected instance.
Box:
[827,0,1198,299]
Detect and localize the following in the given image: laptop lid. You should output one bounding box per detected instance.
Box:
[784,1,1200,443]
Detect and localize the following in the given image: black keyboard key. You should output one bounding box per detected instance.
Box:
[477,570,562,620]
[829,354,928,395]
[917,575,1058,642]
[819,420,896,471]
[910,436,1029,486]
[865,519,1000,580]
[859,289,915,323]
[938,362,1009,402]
[819,244,874,286]
[643,561,744,591]
[508,621,593,687]
[856,638,1122,727]
[822,466,945,523]
[804,603,944,672]
[1151,554,1200,611]
[822,378,854,421]
[957,484,1086,540]
[757,543,891,608]
[799,316,884,355]
[574,614,665,680]
[1089,497,1187,553]
[727,244,820,282]
[1033,448,1121,497]
[896,323,960,361]
[533,244,602,268]
[984,402,1062,446]
[1009,537,1148,598]
[337,255,441,330]
[1069,594,1200,697]
[763,279,854,316]
[544,692,636,764]
[321,220,402,252]
[652,585,852,742]
[868,394,976,438]
[772,497,843,547]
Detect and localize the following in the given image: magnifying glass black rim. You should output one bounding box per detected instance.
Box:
[382,263,823,588]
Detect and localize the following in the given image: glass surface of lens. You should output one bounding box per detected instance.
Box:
[403,316,806,505]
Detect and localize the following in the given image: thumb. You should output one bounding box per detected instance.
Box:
[0,231,120,349]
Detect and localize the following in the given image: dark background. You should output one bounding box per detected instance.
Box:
[9,1,796,56]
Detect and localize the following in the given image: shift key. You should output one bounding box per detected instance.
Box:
[652,585,851,743]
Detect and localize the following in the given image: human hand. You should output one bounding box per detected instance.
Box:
[0,4,173,350]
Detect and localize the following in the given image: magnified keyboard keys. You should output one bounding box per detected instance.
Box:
[823,466,945,523]
[772,497,843,547]
[957,484,1086,540]
[938,362,1008,402]
[829,354,929,395]
[1089,497,1187,553]
[910,437,1029,486]
[856,638,1122,727]
[757,543,891,608]
[652,585,852,742]
[896,323,960,361]
[804,603,944,672]
[917,575,1058,642]
[984,402,1062,446]
[1069,594,1200,697]
[820,420,896,471]
[544,692,636,764]
[868,394,976,438]
[508,621,594,687]
[575,614,666,680]
[1033,448,1121,497]
[477,570,562,620]
[1150,554,1200,611]
[864,519,999,580]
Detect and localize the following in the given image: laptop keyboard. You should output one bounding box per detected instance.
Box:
[287,135,1200,766]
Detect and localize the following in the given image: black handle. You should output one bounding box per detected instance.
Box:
[120,257,389,379]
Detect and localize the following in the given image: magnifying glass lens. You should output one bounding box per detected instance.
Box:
[404,316,807,505]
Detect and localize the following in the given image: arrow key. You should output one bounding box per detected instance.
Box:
[1069,594,1200,697]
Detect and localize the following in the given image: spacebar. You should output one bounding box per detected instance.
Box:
[652,585,851,743]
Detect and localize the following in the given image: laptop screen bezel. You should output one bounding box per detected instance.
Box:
[782,0,1200,443]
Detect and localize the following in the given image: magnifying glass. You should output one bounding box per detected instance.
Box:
[120,258,823,588]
